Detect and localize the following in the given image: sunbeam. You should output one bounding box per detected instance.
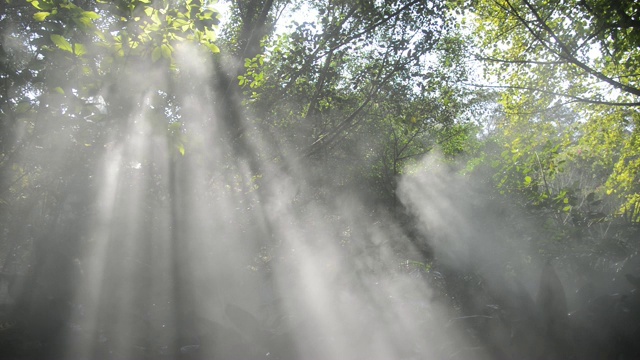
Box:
[2,1,639,359]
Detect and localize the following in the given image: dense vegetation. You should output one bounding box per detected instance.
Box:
[0,0,638,359]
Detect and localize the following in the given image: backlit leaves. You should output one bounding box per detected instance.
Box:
[29,0,221,66]
[33,11,50,21]
[50,34,73,53]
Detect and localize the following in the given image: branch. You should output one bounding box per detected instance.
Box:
[305,49,334,120]
[283,0,421,93]
[534,151,552,197]
[500,0,563,59]
[396,127,423,161]
[303,87,375,158]
[303,46,402,158]
[281,5,359,94]
[464,83,640,107]
[325,0,423,54]
[396,149,432,162]
[476,55,566,66]
[394,125,470,162]
[520,0,640,98]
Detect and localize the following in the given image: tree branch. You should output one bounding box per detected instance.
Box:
[520,0,640,98]
[282,0,422,94]
[325,0,423,54]
[476,54,566,66]
[464,83,640,107]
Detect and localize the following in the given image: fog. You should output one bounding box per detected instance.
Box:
[56,45,470,359]
[1,20,639,360]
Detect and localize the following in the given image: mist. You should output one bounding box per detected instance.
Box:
[1,1,640,359]
[0,42,460,359]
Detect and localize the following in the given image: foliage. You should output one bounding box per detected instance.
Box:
[1,0,640,357]
[461,0,640,222]
[0,1,221,356]
[456,0,640,262]
[221,0,488,203]
[470,0,640,106]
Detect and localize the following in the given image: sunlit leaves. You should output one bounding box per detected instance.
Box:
[125,0,220,62]
[206,43,220,53]
[28,0,221,68]
[29,0,101,33]
[452,0,640,227]
[238,54,266,90]
[73,43,87,57]
[167,121,187,157]
[33,11,50,21]
[81,11,100,21]
[50,34,73,53]
[16,0,223,171]
[468,0,640,106]
[176,143,186,156]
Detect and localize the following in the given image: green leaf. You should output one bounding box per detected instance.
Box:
[33,12,50,21]
[53,87,65,95]
[74,16,94,28]
[161,44,171,59]
[29,1,43,10]
[205,43,219,53]
[82,11,100,20]
[152,46,162,62]
[74,43,87,56]
[50,34,73,53]
[151,11,161,24]
[524,176,532,185]
[172,18,190,27]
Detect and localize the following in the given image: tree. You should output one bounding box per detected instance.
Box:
[220,0,487,206]
[458,0,640,224]
[0,1,221,357]
[469,0,640,106]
